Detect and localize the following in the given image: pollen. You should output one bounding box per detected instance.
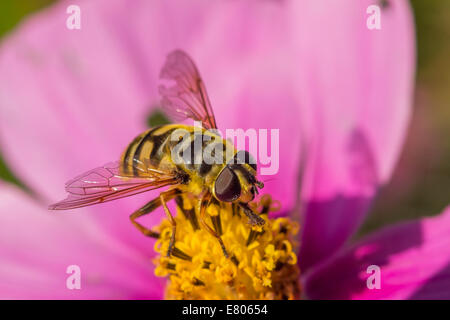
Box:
[153,194,301,300]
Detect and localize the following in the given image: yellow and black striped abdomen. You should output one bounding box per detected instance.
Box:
[120,124,236,185]
[120,125,180,176]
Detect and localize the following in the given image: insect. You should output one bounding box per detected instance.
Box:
[49,50,265,258]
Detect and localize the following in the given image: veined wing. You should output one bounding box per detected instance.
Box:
[49,161,178,210]
[159,50,218,130]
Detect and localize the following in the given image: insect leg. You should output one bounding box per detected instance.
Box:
[129,188,180,239]
[160,191,177,257]
[175,195,200,231]
[197,192,229,258]
[239,202,265,226]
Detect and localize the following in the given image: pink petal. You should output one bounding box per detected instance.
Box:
[0,0,178,255]
[0,0,162,201]
[292,0,416,271]
[0,0,308,298]
[304,206,450,300]
[0,0,416,290]
[0,0,306,246]
[0,0,302,208]
[197,2,303,210]
[0,183,164,299]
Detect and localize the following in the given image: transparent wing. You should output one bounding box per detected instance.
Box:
[159,50,218,130]
[49,161,178,210]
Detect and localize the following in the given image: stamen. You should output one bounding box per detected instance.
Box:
[193,278,205,286]
[230,255,239,266]
[232,203,241,217]
[246,229,265,246]
[166,263,176,271]
[153,194,301,300]
[260,202,271,215]
[210,215,223,236]
[175,196,200,230]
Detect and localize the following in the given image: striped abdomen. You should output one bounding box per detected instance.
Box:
[120,124,235,183]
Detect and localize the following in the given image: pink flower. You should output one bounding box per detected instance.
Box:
[0,0,444,299]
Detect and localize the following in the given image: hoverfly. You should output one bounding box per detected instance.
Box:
[49,50,265,258]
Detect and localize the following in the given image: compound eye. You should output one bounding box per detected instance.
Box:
[234,150,257,171]
[214,166,241,202]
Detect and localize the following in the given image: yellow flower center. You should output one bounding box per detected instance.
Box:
[153,194,301,299]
